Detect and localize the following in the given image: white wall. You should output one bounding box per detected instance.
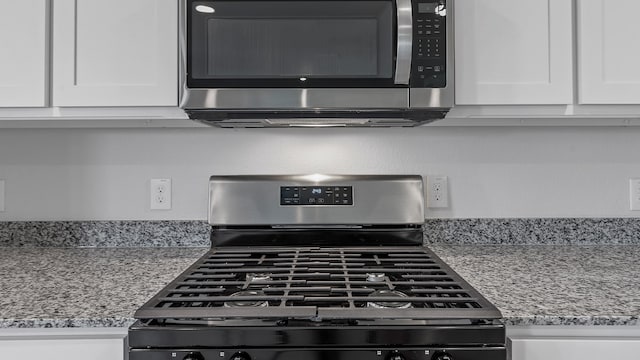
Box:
[0,126,638,221]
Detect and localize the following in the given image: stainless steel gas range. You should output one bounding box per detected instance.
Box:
[129,175,505,360]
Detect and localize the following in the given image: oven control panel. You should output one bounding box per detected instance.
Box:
[280,186,353,206]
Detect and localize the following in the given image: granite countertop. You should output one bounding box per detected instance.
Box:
[1,245,638,328]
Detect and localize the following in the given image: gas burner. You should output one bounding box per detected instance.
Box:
[366,290,412,309]
[365,273,386,282]
[246,273,272,283]
[223,290,269,308]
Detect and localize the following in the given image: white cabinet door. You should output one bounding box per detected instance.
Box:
[455,0,573,105]
[0,0,47,107]
[52,0,177,107]
[0,337,124,360]
[509,337,640,360]
[578,0,640,104]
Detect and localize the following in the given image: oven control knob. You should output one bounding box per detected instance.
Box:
[386,351,406,360]
[229,352,251,360]
[183,352,204,360]
[432,352,453,360]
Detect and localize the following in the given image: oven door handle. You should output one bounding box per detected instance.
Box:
[394,0,413,85]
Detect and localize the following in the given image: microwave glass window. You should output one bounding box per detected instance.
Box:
[190,1,394,80]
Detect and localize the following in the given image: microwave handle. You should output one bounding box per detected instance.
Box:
[394,0,413,85]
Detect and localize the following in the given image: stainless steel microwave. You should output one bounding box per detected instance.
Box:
[179,0,454,127]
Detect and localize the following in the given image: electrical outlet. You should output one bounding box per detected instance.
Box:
[427,175,448,208]
[150,178,172,210]
[0,179,5,212]
[631,178,640,211]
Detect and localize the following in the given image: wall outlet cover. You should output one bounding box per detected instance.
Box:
[427,175,449,208]
[150,178,172,210]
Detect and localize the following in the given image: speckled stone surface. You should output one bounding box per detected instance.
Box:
[3,218,640,247]
[424,218,640,245]
[0,221,210,247]
[0,247,208,328]
[430,245,640,326]
[1,245,639,328]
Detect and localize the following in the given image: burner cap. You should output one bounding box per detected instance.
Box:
[246,273,272,283]
[365,273,386,282]
[223,290,269,308]
[366,290,412,309]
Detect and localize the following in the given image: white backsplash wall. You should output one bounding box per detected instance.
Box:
[0,126,639,220]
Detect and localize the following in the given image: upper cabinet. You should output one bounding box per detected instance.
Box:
[454,0,574,105]
[52,0,178,107]
[578,0,640,104]
[0,1,48,107]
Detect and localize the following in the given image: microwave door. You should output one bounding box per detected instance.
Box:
[395,0,413,85]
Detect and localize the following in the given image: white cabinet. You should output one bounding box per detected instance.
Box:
[509,337,640,360]
[455,0,574,105]
[0,338,124,360]
[0,328,126,360]
[52,0,178,107]
[578,0,640,104]
[0,0,48,107]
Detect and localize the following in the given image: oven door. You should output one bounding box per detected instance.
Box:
[184,0,412,89]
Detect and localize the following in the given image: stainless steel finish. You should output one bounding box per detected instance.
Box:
[394,0,413,85]
[410,88,454,108]
[410,0,455,109]
[179,0,455,126]
[178,0,187,106]
[223,291,269,308]
[366,273,386,282]
[265,118,371,127]
[208,175,424,226]
[366,290,412,309]
[200,116,426,128]
[181,88,409,109]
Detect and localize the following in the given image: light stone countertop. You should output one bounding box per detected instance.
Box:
[1,245,638,328]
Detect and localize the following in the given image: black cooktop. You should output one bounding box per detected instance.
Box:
[135,246,501,322]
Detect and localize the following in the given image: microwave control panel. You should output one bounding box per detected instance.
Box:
[411,1,447,88]
[281,186,353,206]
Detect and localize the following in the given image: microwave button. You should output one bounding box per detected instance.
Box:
[417,66,424,72]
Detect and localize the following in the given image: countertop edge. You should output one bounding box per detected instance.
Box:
[1,316,639,329]
[0,317,135,329]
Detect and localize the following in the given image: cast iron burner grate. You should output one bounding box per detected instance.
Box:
[135,247,501,321]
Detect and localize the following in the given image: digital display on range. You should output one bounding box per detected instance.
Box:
[280,186,353,206]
